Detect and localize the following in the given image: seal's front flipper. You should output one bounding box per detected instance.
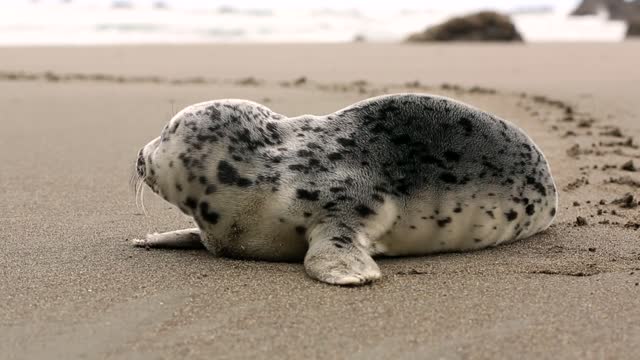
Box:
[131,228,204,249]
[304,225,381,286]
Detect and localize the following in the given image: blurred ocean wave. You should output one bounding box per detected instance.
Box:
[0,2,628,45]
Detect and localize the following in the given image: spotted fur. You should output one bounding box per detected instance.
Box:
[134,94,558,285]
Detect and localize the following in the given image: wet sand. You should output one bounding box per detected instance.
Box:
[1,43,639,359]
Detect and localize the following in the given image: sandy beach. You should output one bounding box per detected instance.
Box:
[1,42,639,359]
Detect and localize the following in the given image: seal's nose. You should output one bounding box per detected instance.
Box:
[136,149,146,177]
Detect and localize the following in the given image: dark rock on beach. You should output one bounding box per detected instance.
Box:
[627,17,640,37]
[406,11,523,43]
[571,0,640,20]
[571,0,640,38]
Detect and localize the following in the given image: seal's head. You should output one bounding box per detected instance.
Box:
[132,99,286,216]
[134,132,194,209]
[133,105,220,209]
[132,136,165,207]
[135,136,159,188]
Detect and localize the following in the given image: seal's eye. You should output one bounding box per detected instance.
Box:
[136,151,146,177]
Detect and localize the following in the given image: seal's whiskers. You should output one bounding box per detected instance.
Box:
[129,162,149,216]
[139,185,148,217]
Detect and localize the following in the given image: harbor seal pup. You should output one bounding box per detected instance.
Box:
[132,94,557,285]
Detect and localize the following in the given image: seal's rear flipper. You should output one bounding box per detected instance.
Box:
[131,228,205,249]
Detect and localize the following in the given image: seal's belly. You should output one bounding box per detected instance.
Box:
[375,192,555,256]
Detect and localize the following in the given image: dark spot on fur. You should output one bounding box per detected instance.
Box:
[420,155,446,168]
[323,202,338,210]
[337,138,356,147]
[331,236,351,245]
[217,160,252,187]
[297,189,320,201]
[443,151,461,162]
[269,156,282,164]
[355,204,376,218]
[169,121,180,134]
[391,134,411,145]
[199,201,219,224]
[505,210,518,221]
[207,106,221,121]
[297,150,313,157]
[236,178,252,187]
[327,153,343,161]
[458,117,473,136]
[440,172,457,184]
[266,122,278,132]
[371,123,387,134]
[525,204,535,216]
[437,217,452,227]
[205,184,217,194]
[184,197,197,209]
[534,183,547,196]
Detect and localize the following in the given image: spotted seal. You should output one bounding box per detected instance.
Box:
[132,93,557,285]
